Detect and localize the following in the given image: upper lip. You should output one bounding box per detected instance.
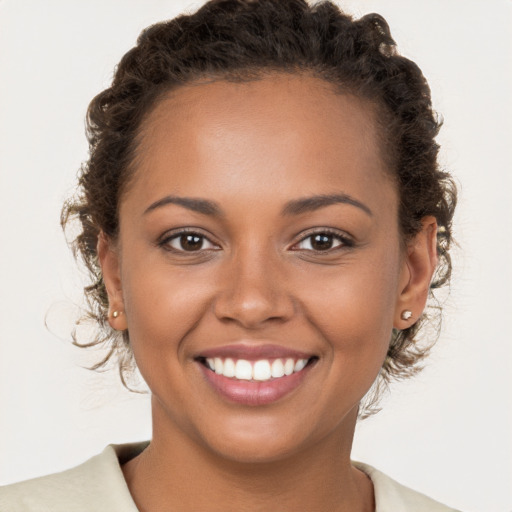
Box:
[196,343,315,361]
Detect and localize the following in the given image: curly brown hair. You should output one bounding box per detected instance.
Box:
[61,0,456,417]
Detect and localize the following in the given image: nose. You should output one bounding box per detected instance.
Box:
[213,243,295,329]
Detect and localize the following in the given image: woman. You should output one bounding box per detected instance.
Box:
[0,0,460,510]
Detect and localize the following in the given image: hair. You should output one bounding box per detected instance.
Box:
[61,0,456,418]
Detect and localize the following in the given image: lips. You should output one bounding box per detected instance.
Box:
[195,344,318,406]
[198,344,313,361]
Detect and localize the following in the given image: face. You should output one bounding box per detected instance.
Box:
[101,73,435,464]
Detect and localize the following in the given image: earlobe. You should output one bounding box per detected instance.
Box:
[394,216,438,330]
[97,231,127,331]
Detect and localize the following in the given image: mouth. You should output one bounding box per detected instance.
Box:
[194,345,318,406]
[196,355,317,382]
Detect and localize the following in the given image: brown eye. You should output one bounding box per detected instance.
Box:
[179,234,203,251]
[310,234,335,251]
[163,232,218,252]
[294,231,351,252]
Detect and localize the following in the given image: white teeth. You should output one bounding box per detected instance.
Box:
[253,360,272,381]
[271,359,285,378]
[223,358,236,377]
[235,359,253,380]
[294,359,307,372]
[214,357,224,374]
[284,358,295,376]
[204,356,311,381]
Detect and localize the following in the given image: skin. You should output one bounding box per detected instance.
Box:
[98,73,438,512]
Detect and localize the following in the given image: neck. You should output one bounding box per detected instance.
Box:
[122,400,374,512]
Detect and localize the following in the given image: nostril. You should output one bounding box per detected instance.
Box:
[213,291,295,329]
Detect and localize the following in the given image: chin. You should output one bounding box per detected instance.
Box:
[193,406,349,466]
[205,433,309,465]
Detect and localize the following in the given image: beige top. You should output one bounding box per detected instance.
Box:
[0,441,461,511]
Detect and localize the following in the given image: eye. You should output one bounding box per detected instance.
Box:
[160,231,219,253]
[293,230,352,252]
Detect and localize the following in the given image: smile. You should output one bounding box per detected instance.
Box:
[195,344,318,406]
[204,357,309,382]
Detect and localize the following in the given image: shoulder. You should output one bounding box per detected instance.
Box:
[0,442,147,512]
[353,461,462,512]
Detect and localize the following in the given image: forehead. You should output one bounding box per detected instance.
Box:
[128,73,395,212]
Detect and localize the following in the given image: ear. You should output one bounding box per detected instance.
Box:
[394,216,438,329]
[97,231,127,331]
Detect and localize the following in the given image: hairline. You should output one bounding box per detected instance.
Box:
[119,68,399,220]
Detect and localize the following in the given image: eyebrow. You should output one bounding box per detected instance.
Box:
[281,193,373,217]
[144,196,222,216]
[143,192,372,217]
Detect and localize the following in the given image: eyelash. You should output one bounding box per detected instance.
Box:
[157,228,353,254]
[291,228,354,252]
[158,229,220,254]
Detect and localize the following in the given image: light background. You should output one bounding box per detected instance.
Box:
[0,1,511,511]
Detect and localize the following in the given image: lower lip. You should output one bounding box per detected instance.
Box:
[198,362,314,406]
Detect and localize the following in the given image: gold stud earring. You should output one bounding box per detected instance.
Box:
[401,310,413,321]
[112,311,121,318]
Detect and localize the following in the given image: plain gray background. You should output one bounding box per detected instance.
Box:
[1,1,511,511]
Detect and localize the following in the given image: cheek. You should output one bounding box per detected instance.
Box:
[297,257,401,421]
[301,248,401,360]
[120,257,216,361]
